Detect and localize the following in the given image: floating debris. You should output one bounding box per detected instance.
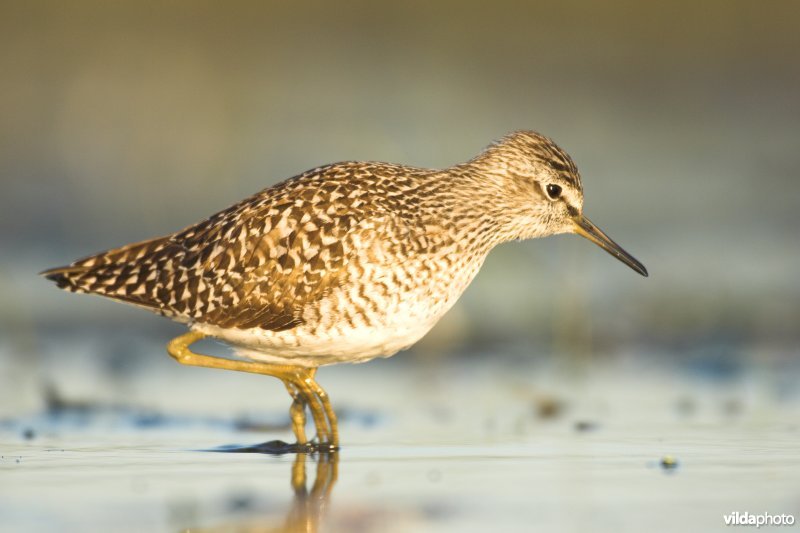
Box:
[226,491,257,512]
[660,455,679,470]
[573,420,598,432]
[534,396,565,420]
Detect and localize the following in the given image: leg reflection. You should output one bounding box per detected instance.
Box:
[284,452,338,532]
[191,452,339,533]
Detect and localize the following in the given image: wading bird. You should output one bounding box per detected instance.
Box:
[43,131,647,451]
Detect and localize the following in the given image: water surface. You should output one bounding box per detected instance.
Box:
[2,348,798,532]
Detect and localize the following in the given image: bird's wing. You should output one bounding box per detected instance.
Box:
[43,163,397,331]
[181,185,386,331]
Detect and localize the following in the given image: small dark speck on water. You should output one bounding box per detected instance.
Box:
[534,396,565,420]
[44,383,95,415]
[22,428,35,440]
[574,420,598,432]
[660,456,679,471]
[420,502,455,520]
[226,492,257,512]
[356,411,380,428]
[132,412,166,428]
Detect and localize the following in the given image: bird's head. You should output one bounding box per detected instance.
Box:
[470,130,647,277]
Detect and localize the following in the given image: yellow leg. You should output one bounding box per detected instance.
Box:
[292,374,331,445]
[166,330,339,447]
[298,368,337,448]
[305,374,339,447]
[285,382,308,445]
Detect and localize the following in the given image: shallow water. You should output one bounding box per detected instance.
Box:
[1,348,799,533]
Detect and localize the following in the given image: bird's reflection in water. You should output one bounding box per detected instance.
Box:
[192,451,338,533]
[283,452,338,532]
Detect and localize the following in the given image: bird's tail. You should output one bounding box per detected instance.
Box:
[40,236,171,305]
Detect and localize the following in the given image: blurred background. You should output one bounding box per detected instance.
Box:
[1,2,799,531]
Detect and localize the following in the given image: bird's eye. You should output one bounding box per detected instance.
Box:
[546,184,562,200]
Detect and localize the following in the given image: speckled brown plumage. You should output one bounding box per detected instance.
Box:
[43,130,646,370]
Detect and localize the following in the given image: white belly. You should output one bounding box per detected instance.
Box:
[196,318,437,368]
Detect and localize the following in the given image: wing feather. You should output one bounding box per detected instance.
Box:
[43,162,397,331]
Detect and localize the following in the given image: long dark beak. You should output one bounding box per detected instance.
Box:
[572,215,648,277]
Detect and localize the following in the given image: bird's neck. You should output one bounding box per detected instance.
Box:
[422,164,546,254]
